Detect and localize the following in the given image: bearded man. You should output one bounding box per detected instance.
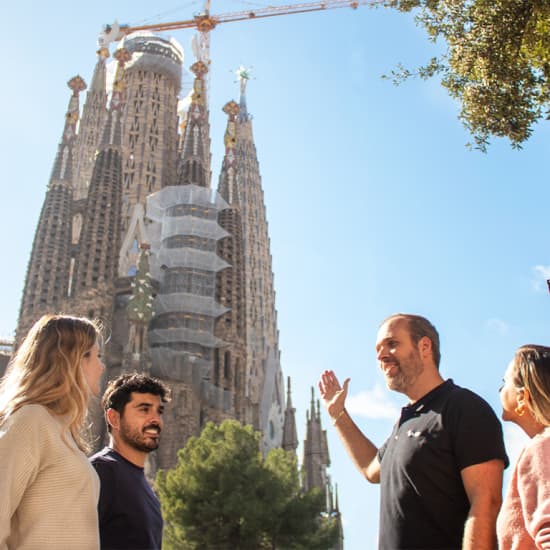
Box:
[91,373,171,550]
[319,313,508,550]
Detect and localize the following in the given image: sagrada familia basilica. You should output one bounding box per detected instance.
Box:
[11,25,342,544]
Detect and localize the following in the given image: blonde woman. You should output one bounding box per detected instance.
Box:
[498,344,550,549]
[0,314,105,550]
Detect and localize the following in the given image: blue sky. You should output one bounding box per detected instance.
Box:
[2,1,549,547]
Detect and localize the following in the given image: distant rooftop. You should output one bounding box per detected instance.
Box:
[0,339,14,354]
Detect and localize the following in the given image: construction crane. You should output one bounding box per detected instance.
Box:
[99,0,383,52]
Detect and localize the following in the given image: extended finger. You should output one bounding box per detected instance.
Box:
[321,370,339,388]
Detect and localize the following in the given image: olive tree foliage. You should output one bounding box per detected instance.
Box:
[384,0,549,150]
[156,420,339,550]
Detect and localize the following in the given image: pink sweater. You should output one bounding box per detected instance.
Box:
[497,428,550,549]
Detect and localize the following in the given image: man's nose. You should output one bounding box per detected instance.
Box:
[149,412,163,427]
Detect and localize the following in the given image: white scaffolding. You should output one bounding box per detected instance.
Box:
[146,184,232,410]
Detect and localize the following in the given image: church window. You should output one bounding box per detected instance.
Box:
[214,350,220,384]
[193,126,200,156]
[224,351,230,379]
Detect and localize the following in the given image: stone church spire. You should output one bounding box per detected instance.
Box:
[217,99,240,204]
[229,68,285,454]
[176,60,211,187]
[237,65,251,123]
[72,47,109,201]
[120,34,182,209]
[70,48,130,446]
[301,389,342,547]
[302,387,330,494]
[331,484,345,550]
[16,76,85,342]
[214,99,247,421]
[282,377,299,453]
[116,34,182,279]
[72,48,130,320]
[51,76,86,181]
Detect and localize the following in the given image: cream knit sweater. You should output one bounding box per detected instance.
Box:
[0,404,100,550]
[497,427,550,550]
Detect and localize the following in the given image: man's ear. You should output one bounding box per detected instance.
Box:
[106,408,121,431]
[418,336,433,360]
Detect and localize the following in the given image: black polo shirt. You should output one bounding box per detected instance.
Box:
[377,379,508,550]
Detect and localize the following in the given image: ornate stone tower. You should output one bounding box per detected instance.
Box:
[17,35,291,473]
[302,387,344,549]
[119,35,182,233]
[281,377,299,454]
[15,31,341,536]
[17,76,86,342]
[220,67,285,454]
[72,48,109,202]
[215,99,248,424]
[105,36,184,417]
[302,388,331,495]
[71,48,130,323]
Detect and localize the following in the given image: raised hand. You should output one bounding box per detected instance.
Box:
[318,370,350,419]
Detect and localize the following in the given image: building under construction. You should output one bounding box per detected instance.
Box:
[14,23,341,544]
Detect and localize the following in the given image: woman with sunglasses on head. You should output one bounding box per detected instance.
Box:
[0,314,105,550]
[497,344,550,549]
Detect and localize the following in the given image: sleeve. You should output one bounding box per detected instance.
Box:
[446,389,509,471]
[377,437,389,462]
[377,421,399,463]
[91,457,116,528]
[517,436,550,549]
[0,407,43,549]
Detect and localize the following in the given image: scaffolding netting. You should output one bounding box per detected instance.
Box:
[159,215,229,241]
[147,183,231,411]
[154,292,229,317]
[151,247,229,274]
[146,184,228,222]
[149,327,225,348]
[149,347,209,387]
[149,347,233,411]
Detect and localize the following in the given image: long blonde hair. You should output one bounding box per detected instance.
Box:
[513,344,550,426]
[0,314,101,451]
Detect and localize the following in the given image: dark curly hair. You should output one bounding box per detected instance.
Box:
[102,373,171,432]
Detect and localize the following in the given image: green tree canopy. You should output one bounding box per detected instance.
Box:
[156,419,339,550]
[385,0,549,150]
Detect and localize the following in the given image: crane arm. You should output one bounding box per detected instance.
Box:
[107,0,382,40]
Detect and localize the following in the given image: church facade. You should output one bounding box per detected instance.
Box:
[16,33,341,542]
